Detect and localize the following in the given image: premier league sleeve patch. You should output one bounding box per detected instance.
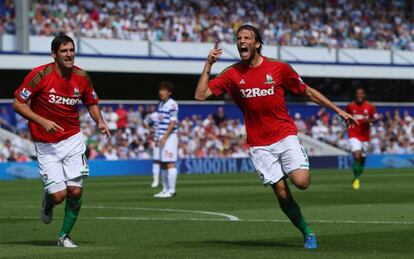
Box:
[20,88,32,100]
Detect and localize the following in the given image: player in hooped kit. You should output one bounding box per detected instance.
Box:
[346,88,378,190]
[153,82,179,198]
[13,35,110,247]
[195,25,357,249]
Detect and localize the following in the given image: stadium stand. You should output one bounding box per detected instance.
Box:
[1,0,414,50]
[1,104,413,162]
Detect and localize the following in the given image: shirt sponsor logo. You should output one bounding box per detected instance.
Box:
[20,88,31,100]
[240,86,274,98]
[48,94,79,105]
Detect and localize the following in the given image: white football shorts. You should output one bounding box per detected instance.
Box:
[35,132,89,194]
[250,135,310,186]
[160,133,178,163]
[349,137,369,157]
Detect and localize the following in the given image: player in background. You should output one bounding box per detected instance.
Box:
[143,108,160,188]
[153,82,179,198]
[195,25,357,249]
[12,35,110,247]
[346,88,378,190]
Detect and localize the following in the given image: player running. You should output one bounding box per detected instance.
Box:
[12,35,110,248]
[143,107,160,188]
[153,82,179,198]
[346,88,378,190]
[195,24,357,249]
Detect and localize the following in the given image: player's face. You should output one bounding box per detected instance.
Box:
[355,89,366,103]
[237,30,260,61]
[159,88,171,101]
[53,42,75,69]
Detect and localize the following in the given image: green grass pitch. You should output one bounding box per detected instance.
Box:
[0,169,413,258]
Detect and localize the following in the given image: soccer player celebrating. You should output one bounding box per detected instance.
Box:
[153,82,179,198]
[195,25,357,249]
[13,35,110,247]
[346,88,378,190]
[143,108,160,188]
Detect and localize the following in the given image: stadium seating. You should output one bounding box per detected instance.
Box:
[1,104,413,162]
[1,0,413,50]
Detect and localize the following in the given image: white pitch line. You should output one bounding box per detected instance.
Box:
[84,205,240,221]
[0,204,240,222]
[1,216,413,225]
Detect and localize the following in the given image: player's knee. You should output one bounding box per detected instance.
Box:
[290,169,311,190]
[273,183,289,201]
[295,180,310,190]
[67,187,82,199]
[51,191,66,204]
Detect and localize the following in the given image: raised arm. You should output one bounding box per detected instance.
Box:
[304,86,358,127]
[195,48,223,101]
[87,104,111,138]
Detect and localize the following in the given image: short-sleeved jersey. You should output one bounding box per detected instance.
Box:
[144,111,159,141]
[208,57,307,146]
[157,98,179,138]
[346,101,377,141]
[14,63,99,143]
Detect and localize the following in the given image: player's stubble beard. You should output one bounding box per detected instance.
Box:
[55,54,75,78]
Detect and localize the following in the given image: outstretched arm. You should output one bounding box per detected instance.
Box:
[87,104,111,138]
[304,86,358,127]
[195,47,223,101]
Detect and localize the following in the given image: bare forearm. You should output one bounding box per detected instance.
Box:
[87,104,104,124]
[195,63,213,100]
[12,99,45,125]
[305,87,342,114]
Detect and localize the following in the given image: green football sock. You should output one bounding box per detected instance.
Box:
[59,196,82,238]
[278,197,313,237]
[352,160,363,180]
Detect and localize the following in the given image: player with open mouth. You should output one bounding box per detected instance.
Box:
[195,24,357,249]
[12,35,110,248]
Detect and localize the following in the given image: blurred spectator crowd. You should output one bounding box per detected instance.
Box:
[1,103,414,162]
[295,108,414,155]
[78,104,248,160]
[1,0,414,50]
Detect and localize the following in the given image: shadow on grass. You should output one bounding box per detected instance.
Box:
[178,239,298,248]
[0,240,93,247]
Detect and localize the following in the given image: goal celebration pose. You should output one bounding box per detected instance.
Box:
[13,35,110,247]
[195,25,357,249]
[346,88,378,190]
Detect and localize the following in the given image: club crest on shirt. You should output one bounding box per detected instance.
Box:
[73,87,80,97]
[265,74,274,84]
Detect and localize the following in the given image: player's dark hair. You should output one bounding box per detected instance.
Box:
[236,24,263,55]
[51,35,75,53]
[159,81,174,93]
